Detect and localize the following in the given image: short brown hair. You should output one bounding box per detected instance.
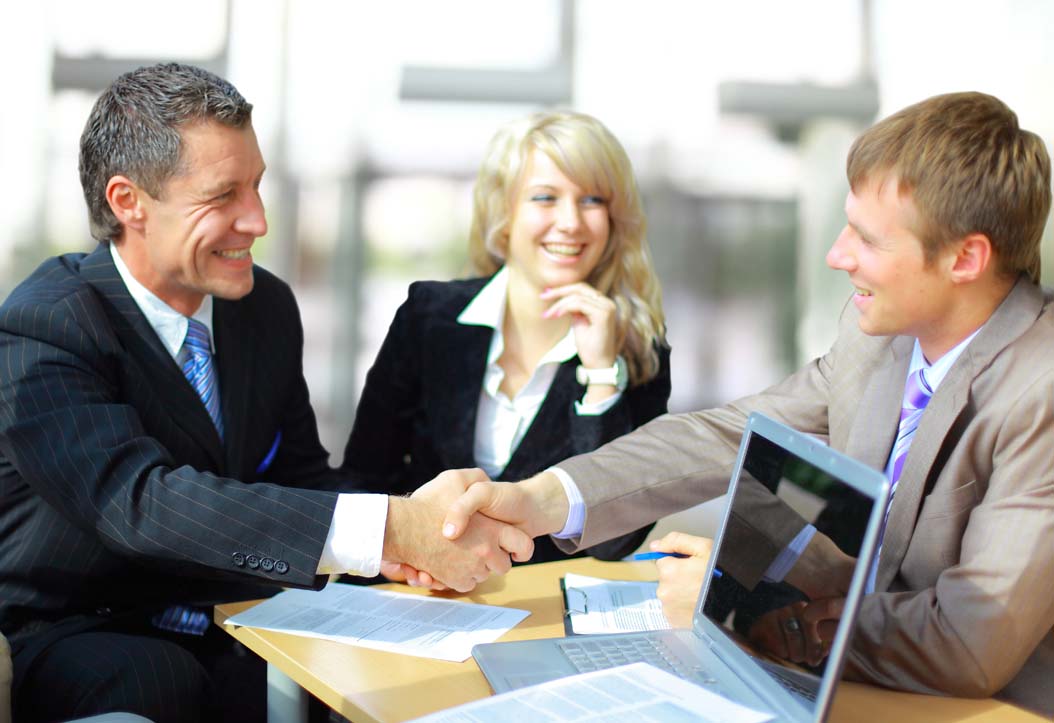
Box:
[847,91,1051,282]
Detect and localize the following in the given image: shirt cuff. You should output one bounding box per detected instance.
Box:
[316,493,388,577]
[574,389,623,416]
[549,466,585,539]
[762,524,817,583]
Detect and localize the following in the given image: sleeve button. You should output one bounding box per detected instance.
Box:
[247,554,260,570]
[261,557,275,572]
[232,552,246,567]
[274,560,289,575]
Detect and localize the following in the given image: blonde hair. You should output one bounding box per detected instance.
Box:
[467,110,667,385]
[847,91,1051,283]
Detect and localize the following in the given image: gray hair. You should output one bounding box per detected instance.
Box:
[79,62,253,242]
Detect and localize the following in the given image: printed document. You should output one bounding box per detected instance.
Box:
[563,573,672,635]
[410,662,774,723]
[224,582,529,662]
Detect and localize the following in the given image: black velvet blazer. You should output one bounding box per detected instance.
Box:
[342,275,672,563]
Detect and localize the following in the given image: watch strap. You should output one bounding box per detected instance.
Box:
[576,355,628,391]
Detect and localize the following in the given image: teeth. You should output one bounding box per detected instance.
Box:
[216,249,250,259]
[855,288,872,297]
[544,243,582,257]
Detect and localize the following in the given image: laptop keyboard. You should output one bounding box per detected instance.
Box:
[762,664,819,702]
[557,636,721,689]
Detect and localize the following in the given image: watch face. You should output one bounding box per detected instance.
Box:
[614,355,628,389]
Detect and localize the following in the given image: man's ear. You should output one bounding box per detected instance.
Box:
[948,233,993,284]
[105,175,147,233]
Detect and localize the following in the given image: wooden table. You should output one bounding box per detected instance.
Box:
[215,558,1045,722]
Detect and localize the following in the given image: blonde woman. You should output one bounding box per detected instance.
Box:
[342,110,670,565]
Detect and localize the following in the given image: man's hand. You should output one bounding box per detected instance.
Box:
[382,469,535,592]
[382,469,501,589]
[442,471,570,542]
[651,532,714,628]
[747,597,845,667]
[784,531,856,601]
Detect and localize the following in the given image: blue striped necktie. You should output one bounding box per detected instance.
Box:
[181,318,224,439]
[152,604,210,636]
[154,320,223,635]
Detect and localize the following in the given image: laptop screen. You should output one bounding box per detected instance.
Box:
[696,416,885,717]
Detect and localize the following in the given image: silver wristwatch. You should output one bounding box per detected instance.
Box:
[576,355,628,391]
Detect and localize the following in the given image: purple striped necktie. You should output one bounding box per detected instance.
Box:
[181,318,224,439]
[890,367,933,487]
[868,366,934,591]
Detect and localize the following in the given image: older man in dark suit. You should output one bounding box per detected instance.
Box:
[0,63,530,723]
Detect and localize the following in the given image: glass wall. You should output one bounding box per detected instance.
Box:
[4,0,1053,489]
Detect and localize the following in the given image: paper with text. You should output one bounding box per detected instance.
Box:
[224,582,529,662]
[563,573,672,635]
[410,662,774,723]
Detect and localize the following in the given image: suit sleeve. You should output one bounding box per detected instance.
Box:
[340,285,422,495]
[555,334,834,552]
[571,345,672,560]
[0,294,337,590]
[565,346,672,453]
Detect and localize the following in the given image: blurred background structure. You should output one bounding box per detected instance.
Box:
[3,0,1053,539]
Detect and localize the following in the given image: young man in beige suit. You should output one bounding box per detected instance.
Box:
[430,91,1054,714]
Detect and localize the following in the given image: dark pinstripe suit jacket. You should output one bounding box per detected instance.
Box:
[341,276,671,563]
[0,244,341,643]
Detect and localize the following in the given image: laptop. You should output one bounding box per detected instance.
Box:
[473,412,890,722]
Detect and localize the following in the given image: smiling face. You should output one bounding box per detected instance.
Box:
[504,149,611,293]
[826,178,962,357]
[117,120,267,316]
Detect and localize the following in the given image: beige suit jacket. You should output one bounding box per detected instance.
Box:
[557,278,1054,714]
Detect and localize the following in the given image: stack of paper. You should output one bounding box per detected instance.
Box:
[224,582,529,662]
[410,663,774,722]
[563,573,672,635]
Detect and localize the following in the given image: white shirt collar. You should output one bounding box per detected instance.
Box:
[908,326,983,391]
[457,266,509,331]
[109,243,215,359]
[456,266,578,367]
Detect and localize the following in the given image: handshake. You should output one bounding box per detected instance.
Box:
[381,468,570,593]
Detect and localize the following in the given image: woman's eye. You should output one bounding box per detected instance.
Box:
[530,193,556,203]
[581,195,606,206]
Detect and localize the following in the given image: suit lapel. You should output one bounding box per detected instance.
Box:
[80,245,225,470]
[428,318,492,468]
[876,340,965,589]
[876,278,1044,589]
[502,360,578,478]
[844,337,910,472]
[214,298,251,475]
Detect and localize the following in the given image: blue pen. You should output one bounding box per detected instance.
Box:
[631,551,725,578]
[632,551,689,560]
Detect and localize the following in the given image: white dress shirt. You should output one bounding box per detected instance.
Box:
[110,244,385,577]
[457,267,622,478]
